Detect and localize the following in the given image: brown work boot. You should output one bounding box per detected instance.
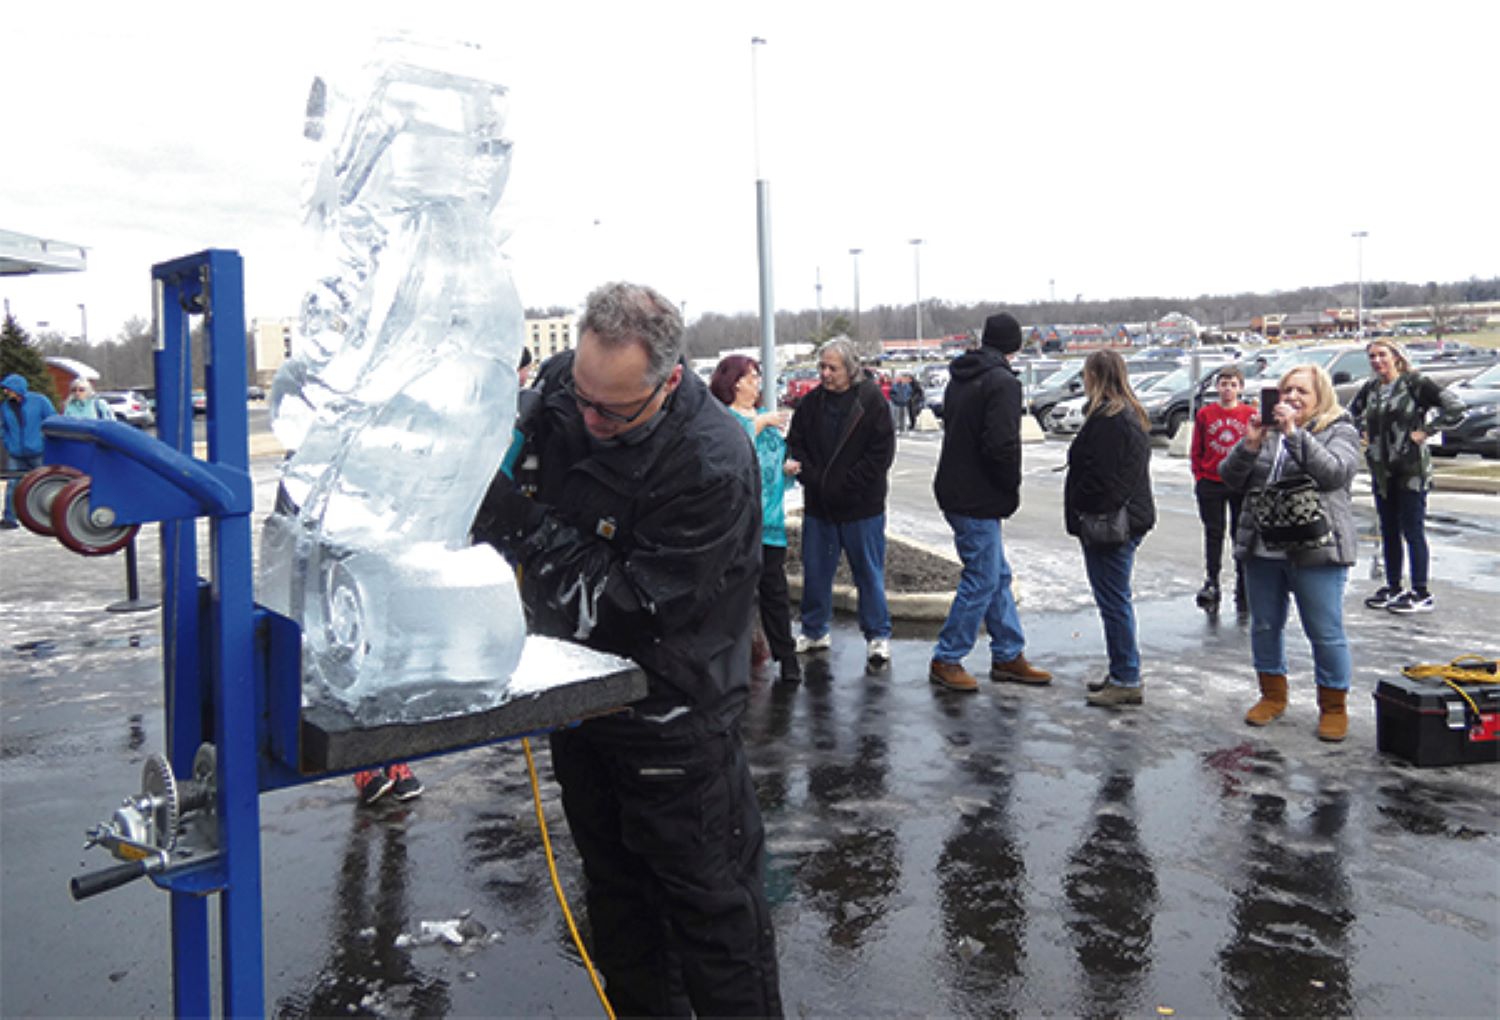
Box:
[1245,672,1288,727]
[1316,686,1349,742]
[929,659,979,693]
[990,653,1052,686]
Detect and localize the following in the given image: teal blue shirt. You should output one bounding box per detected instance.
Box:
[731,407,791,548]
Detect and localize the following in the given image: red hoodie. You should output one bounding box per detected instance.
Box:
[1191,402,1257,483]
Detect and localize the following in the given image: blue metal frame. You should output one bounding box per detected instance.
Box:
[45,250,264,1017]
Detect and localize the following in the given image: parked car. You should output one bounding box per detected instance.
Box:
[98,390,155,428]
[1044,370,1169,436]
[1433,362,1500,459]
[1138,362,1229,438]
[781,367,819,408]
[247,385,266,401]
[1028,360,1087,425]
[192,389,208,415]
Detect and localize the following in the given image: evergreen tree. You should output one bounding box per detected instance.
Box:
[1,314,59,408]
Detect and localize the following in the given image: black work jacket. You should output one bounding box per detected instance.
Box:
[476,352,761,740]
[933,347,1022,519]
[1064,407,1156,539]
[786,376,895,522]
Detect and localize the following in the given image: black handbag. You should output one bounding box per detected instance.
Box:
[1247,475,1331,551]
[1077,504,1130,547]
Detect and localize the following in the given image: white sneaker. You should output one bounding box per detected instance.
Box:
[795,632,832,654]
[866,637,891,664]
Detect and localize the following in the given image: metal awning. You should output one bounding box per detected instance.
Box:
[0,228,88,275]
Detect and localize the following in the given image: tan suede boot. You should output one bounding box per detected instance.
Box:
[1245,672,1288,726]
[1316,686,1349,742]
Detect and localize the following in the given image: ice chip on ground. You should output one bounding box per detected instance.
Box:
[259,33,526,715]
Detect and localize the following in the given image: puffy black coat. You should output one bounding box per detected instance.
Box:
[474,351,761,739]
[785,376,895,522]
[933,347,1022,519]
[1064,408,1156,539]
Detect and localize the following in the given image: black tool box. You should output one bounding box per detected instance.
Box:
[1374,674,1500,767]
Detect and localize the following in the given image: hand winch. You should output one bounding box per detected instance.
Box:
[72,745,219,901]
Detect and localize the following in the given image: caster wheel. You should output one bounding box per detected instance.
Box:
[14,466,84,536]
[51,477,139,556]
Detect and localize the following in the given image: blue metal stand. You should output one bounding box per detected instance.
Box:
[50,249,644,1017]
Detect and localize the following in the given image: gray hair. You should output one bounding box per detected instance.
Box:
[818,336,865,383]
[579,282,684,386]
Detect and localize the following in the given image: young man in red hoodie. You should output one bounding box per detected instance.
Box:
[1190,364,1257,612]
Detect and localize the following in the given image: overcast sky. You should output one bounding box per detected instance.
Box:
[3,0,1496,342]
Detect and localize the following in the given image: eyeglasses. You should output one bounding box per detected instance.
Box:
[71,386,88,393]
[562,373,667,425]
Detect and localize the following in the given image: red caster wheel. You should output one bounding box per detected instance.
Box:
[50,476,140,557]
[13,465,84,536]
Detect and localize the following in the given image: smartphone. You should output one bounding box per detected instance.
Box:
[1260,387,1278,423]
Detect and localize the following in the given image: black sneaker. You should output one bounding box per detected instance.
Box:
[1387,590,1434,615]
[1364,586,1398,609]
[1195,579,1220,609]
[0,520,19,530]
[778,656,803,684]
[387,763,424,801]
[354,769,395,806]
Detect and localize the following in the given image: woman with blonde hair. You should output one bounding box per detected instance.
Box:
[62,379,113,420]
[1220,364,1361,741]
[1065,349,1156,707]
[1347,338,1464,614]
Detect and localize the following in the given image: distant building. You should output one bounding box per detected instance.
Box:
[526,314,578,364]
[250,317,296,385]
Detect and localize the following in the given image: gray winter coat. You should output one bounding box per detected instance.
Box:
[1220,412,1361,567]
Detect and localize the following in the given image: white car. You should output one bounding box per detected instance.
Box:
[1045,395,1088,435]
[99,390,155,428]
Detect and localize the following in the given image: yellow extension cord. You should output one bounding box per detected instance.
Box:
[521,737,617,1020]
[1401,655,1500,720]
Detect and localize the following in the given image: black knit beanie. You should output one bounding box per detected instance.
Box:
[980,313,1023,354]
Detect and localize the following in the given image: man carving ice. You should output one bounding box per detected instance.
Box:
[473,282,783,1017]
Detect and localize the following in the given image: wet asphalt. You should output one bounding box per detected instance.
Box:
[2,430,1498,1018]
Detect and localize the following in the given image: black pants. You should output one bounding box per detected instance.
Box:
[1196,478,1245,588]
[549,724,783,1018]
[759,545,796,664]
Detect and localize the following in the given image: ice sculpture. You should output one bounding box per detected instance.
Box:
[260,36,526,721]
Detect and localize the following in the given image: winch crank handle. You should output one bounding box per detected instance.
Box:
[71,859,156,901]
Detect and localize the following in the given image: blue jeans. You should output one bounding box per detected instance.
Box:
[1244,556,1351,690]
[1081,537,1142,687]
[800,513,891,641]
[1373,485,1429,591]
[934,513,1025,664]
[3,452,44,524]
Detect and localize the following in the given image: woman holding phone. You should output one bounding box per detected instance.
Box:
[1220,364,1361,741]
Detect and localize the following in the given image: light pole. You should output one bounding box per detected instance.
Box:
[750,37,776,407]
[910,238,924,357]
[815,266,824,339]
[1352,230,1368,339]
[849,248,862,342]
[78,302,88,344]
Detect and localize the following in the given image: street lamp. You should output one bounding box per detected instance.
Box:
[1352,230,1368,339]
[849,247,862,342]
[910,238,924,357]
[751,36,776,407]
[78,303,87,344]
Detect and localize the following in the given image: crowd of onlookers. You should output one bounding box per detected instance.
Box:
[713,325,1467,745]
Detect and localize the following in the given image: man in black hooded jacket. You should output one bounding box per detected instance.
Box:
[473,282,782,1017]
[928,313,1053,692]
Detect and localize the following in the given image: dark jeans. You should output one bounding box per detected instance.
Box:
[759,544,796,663]
[1081,536,1142,686]
[1373,484,1430,591]
[550,724,783,1018]
[1195,478,1245,588]
[3,451,45,524]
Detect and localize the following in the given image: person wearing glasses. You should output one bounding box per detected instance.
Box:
[473,282,782,1017]
[2,374,58,530]
[784,337,897,665]
[63,379,114,420]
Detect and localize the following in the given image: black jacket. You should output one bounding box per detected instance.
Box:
[785,376,895,522]
[1064,407,1156,539]
[933,347,1022,519]
[474,351,761,740]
